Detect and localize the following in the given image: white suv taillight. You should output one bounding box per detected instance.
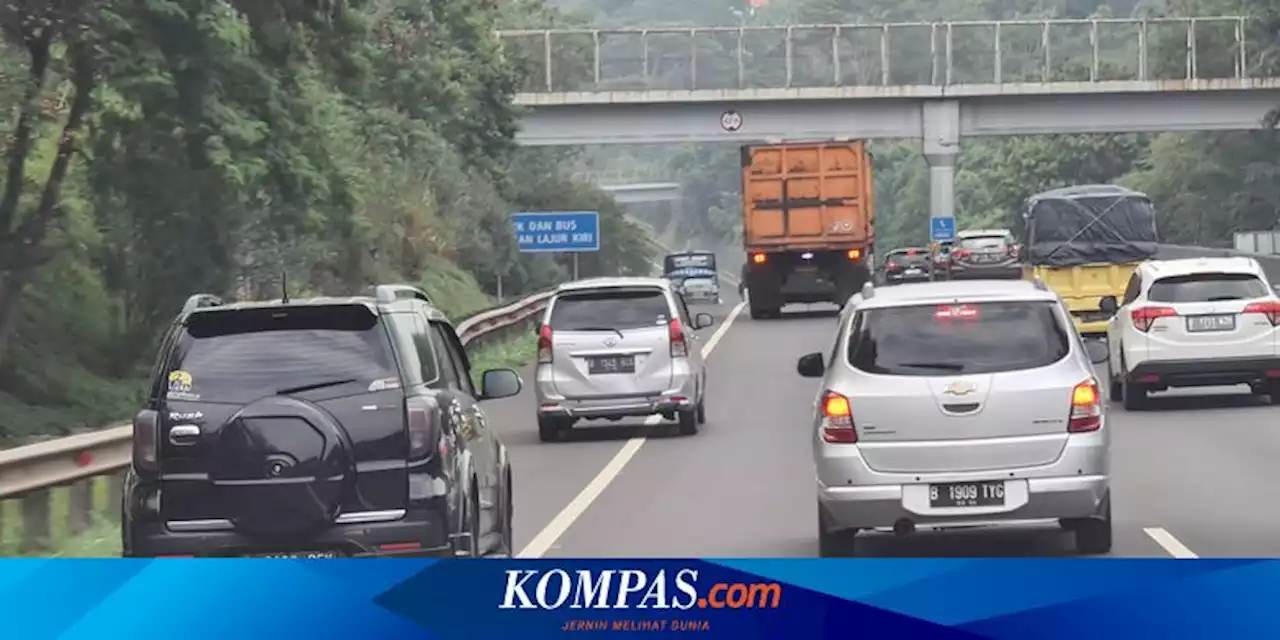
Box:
[1068,380,1102,433]
[820,391,857,443]
[132,409,159,472]
[1130,305,1176,332]
[668,318,688,357]
[537,324,553,364]
[406,396,439,459]
[1243,300,1280,326]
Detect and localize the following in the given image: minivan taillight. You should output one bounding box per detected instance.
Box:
[132,409,159,472]
[406,396,439,459]
[1243,300,1280,326]
[669,318,688,357]
[537,324,553,364]
[1130,305,1176,332]
[1068,380,1102,433]
[820,391,856,443]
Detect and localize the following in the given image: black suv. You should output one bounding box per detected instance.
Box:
[121,284,522,558]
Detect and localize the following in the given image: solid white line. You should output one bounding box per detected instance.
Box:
[517,301,748,558]
[1143,527,1199,558]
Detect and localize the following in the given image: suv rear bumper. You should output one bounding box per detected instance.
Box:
[1127,356,1280,388]
[538,394,696,421]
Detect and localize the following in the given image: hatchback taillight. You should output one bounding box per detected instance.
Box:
[1068,380,1102,433]
[1243,300,1280,326]
[820,391,856,443]
[406,396,439,459]
[132,409,159,472]
[669,318,688,357]
[537,324,553,364]
[1130,306,1176,332]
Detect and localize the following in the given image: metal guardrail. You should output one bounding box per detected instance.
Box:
[0,288,557,554]
[497,17,1254,93]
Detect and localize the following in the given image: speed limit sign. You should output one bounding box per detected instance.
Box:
[720,109,743,132]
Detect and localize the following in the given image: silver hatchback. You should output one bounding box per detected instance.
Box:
[534,277,715,442]
[798,279,1112,556]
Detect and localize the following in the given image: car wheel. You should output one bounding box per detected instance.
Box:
[677,408,699,435]
[1121,378,1147,411]
[537,416,563,442]
[696,391,707,424]
[1107,361,1122,402]
[817,503,858,557]
[1074,497,1113,555]
[453,483,482,557]
[499,467,515,557]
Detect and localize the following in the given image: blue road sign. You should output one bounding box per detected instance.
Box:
[511,211,601,253]
[930,216,957,242]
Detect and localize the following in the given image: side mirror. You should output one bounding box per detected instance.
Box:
[479,368,522,400]
[1098,296,1118,315]
[797,352,825,378]
[1083,338,1109,365]
[693,312,715,330]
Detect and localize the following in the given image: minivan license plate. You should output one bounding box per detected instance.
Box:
[929,481,1005,508]
[1186,314,1235,333]
[587,355,636,375]
[254,550,342,558]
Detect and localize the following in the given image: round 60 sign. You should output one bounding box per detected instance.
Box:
[720,109,743,132]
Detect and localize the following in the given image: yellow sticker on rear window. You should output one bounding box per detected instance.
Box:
[168,370,193,394]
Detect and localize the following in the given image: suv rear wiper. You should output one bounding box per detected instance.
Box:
[277,378,357,396]
[570,326,626,339]
[897,362,967,371]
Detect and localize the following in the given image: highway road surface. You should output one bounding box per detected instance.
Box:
[481,300,1279,558]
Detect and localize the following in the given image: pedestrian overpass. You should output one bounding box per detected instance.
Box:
[499,17,1280,221]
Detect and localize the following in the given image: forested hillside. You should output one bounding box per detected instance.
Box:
[0,0,655,443]
[552,0,1280,261]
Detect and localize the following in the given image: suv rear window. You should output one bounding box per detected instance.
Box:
[887,250,929,264]
[846,301,1071,376]
[550,289,672,331]
[1147,273,1270,303]
[959,235,1010,250]
[167,305,400,403]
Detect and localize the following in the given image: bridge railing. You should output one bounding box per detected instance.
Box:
[496,17,1255,94]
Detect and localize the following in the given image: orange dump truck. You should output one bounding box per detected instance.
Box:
[740,141,875,319]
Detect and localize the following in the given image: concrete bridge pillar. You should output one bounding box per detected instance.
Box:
[922,100,961,225]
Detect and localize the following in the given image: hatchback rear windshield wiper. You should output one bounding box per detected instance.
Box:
[896,361,967,371]
[277,378,358,395]
[569,326,625,339]
[1207,296,1243,301]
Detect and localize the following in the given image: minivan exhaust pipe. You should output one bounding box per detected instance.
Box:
[893,519,915,536]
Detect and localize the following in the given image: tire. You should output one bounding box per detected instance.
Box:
[1268,382,1280,406]
[1121,378,1147,411]
[453,483,482,557]
[497,466,515,557]
[696,397,707,424]
[537,416,564,442]
[1074,497,1113,555]
[1107,361,1122,403]
[817,503,857,557]
[677,408,699,435]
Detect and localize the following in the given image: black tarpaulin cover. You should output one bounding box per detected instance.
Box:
[1024,184,1159,266]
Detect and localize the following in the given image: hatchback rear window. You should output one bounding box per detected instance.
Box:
[846,301,1071,376]
[959,236,1010,250]
[167,306,400,403]
[550,289,672,331]
[1147,273,1270,303]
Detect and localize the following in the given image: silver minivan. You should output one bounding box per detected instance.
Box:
[797,279,1112,556]
[534,277,715,442]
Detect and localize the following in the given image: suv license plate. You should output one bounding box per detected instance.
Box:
[1187,314,1235,332]
[587,355,636,375]
[929,481,1005,508]
[254,550,342,558]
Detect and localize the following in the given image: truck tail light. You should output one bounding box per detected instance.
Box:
[1068,380,1102,433]
[820,391,856,443]
[846,249,861,260]
[1243,300,1280,326]
[669,319,688,357]
[537,324,553,363]
[1130,306,1176,332]
[752,253,767,264]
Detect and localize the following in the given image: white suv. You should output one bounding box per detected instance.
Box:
[1100,258,1280,410]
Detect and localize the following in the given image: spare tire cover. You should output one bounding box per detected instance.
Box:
[211,396,352,539]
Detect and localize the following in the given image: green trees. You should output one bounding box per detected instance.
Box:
[0,0,653,442]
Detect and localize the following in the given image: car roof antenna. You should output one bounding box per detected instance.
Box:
[281,270,290,304]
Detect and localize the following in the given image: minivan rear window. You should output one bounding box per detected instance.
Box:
[169,306,400,403]
[886,250,929,264]
[846,301,1071,376]
[1147,273,1270,303]
[550,289,672,331]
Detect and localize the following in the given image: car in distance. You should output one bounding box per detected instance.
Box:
[948,229,1023,280]
[122,284,522,558]
[882,248,933,284]
[534,277,715,441]
[798,279,1112,556]
[1100,257,1280,410]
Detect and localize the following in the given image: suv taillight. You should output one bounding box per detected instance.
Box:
[669,318,688,357]
[132,409,159,472]
[820,391,856,443]
[1130,306,1176,332]
[537,324,553,364]
[406,396,439,459]
[1243,300,1280,326]
[1068,380,1102,433]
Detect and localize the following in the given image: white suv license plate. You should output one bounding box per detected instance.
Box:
[1187,314,1236,333]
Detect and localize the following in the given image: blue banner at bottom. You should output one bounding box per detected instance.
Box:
[3,558,1278,639]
